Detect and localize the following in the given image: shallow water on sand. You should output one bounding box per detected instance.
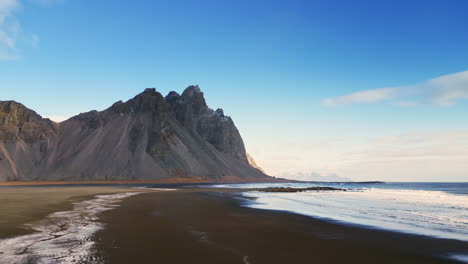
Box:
[0,192,141,264]
[212,182,468,242]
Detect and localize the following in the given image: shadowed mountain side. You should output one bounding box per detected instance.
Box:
[0,86,270,182]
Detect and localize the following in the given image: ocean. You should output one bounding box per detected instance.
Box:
[210,182,468,243]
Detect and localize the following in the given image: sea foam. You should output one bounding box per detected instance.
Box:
[0,192,141,264]
[228,184,468,242]
[210,182,468,262]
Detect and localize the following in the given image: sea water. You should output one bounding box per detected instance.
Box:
[211,182,468,242]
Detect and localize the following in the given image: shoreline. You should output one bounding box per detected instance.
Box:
[96,189,467,263]
[0,190,149,263]
[0,186,150,239]
[1,186,466,263]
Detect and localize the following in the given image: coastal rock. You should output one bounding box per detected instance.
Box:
[0,86,271,182]
[255,187,347,192]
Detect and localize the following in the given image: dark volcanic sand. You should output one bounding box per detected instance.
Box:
[95,190,467,264]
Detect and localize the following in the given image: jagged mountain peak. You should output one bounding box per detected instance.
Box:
[0,100,44,121]
[0,100,55,143]
[143,87,157,93]
[179,85,209,117]
[182,85,202,96]
[0,86,270,182]
[108,88,167,114]
[213,108,224,116]
[165,91,181,101]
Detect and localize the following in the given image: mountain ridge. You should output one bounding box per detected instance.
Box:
[0,86,272,182]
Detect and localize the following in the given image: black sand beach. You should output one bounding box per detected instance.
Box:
[0,186,147,239]
[95,189,468,264]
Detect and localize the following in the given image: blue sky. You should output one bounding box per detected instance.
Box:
[1,0,468,181]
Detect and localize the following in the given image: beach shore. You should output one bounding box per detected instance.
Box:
[96,189,467,264]
[0,186,147,238]
[1,186,466,263]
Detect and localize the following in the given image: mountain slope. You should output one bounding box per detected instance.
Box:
[0,86,270,182]
[247,153,266,174]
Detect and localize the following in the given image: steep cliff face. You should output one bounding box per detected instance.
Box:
[165,86,248,162]
[0,101,55,142]
[0,86,270,182]
[247,153,266,174]
[0,101,58,181]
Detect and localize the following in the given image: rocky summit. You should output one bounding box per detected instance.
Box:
[0,86,270,182]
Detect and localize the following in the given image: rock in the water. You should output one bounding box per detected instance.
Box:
[255,186,347,192]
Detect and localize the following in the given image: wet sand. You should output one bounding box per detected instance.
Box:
[0,186,146,238]
[96,189,468,264]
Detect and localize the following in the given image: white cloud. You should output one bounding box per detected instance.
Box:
[322,87,403,106]
[0,0,19,22]
[0,30,14,47]
[0,0,56,60]
[322,71,468,107]
[0,0,20,60]
[427,71,468,106]
[389,100,420,107]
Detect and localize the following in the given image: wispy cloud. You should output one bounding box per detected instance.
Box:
[0,0,58,60]
[345,131,468,164]
[0,0,19,24]
[0,0,21,60]
[428,71,468,106]
[389,100,420,107]
[322,87,403,106]
[322,71,468,107]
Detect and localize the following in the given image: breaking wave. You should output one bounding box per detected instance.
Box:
[242,187,468,242]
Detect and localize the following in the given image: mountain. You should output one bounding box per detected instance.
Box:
[0,86,272,182]
[246,153,266,174]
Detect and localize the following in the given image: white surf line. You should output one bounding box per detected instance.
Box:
[0,191,145,264]
[449,254,468,264]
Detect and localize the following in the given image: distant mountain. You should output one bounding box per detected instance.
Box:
[0,86,271,182]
